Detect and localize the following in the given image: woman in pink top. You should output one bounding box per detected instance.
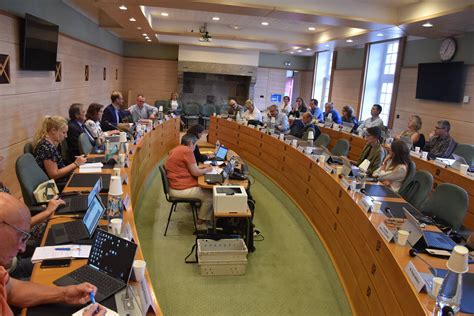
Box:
[165,134,214,229]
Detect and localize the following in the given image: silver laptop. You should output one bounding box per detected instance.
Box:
[341,122,354,133]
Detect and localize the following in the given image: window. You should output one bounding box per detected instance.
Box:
[360,40,400,125]
[312,51,334,106]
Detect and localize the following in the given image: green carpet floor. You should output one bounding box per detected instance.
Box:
[134,163,351,316]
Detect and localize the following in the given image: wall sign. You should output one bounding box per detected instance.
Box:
[271,94,282,102]
[0,54,10,84]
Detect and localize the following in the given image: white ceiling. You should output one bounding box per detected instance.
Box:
[64,0,474,55]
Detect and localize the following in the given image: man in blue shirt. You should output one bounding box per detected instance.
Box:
[323,102,342,124]
[308,99,324,122]
[266,105,289,133]
[101,91,128,131]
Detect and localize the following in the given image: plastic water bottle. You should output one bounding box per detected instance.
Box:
[158,106,164,120]
[435,270,463,314]
[236,111,241,122]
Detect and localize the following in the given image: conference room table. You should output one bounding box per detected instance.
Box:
[207,116,473,315]
[23,117,181,316]
[318,124,474,229]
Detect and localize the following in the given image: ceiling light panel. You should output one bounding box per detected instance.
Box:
[119,5,127,10]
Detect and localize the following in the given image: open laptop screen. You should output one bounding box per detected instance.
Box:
[88,229,137,283]
[87,178,102,206]
[83,195,105,236]
[215,146,228,160]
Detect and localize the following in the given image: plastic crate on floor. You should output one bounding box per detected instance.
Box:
[197,238,248,276]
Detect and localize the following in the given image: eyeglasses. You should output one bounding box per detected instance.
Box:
[435,126,445,130]
[1,221,31,244]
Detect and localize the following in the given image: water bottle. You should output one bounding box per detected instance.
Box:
[435,270,463,314]
[158,106,164,120]
[236,111,241,122]
[215,140,220,150]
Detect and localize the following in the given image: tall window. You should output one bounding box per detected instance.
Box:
[312,51,334,106]
[360,40,400,125]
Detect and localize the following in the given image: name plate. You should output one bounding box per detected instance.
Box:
[285,140,292,145]
[340,177,351,190]
[248,124,255,129]
[377,222,394,242]
[122,174,129,185]
[279,134,285,141]
[410,151,421,158]
[341,126,352,133]
[138,279,153,314]
[123,193,131,211]
[227,118,233,122]
[324,164,334,174]
[297,146,305,152]
[358,198,372,212]
[271,134,279,139]
[433,160,448,168]
[332,124,340,130]
[260,128,266,133]
[404,261,426,293]
[122,222,134,241]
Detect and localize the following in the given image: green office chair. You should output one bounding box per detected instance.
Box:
[420,183,468,231]
[398,161,416,193]
[78,133,93,155]
[314,133,330,148]
[15,153,49,207]
[182,103,201,129]
[331,139,350,157]
[200,104,215,129]
[159,165,201,236]
[453,143,474,166]
[23,142,34,154]
[399,170,433,209]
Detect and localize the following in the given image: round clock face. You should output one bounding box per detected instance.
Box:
[439,38,456,61]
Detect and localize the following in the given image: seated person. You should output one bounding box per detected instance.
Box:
[397,115,424,149]
[356,104,384,134]
[289,112,320,140]
[308,99,324,122]
[323,102,342,124]
[373,140,411,192]
[354,126,384,176]
[84,103,120,147]
[228,98,245,118]
[242,99,262,123]
[280,96,292,116]
[423,120,456,159]
[164,134,214,229]
[288,97,307,118]
[0,193,102,316]
[67,103,95,161]
[186,124,214,164]
[164,92,182,114]
[101,91,129,131]
[33,116,87,181]
[128,94,158,122]
[341,105,359,132]
[266,105,289,133]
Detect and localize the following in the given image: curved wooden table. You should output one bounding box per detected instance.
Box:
[25,117,181,316]
[208,116,473,316]
[318,125,474,229]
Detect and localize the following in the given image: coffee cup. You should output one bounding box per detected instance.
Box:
[109,218,122,236]
[397,229,409,246]
[431,277,444,298]
[415,146,420,153]
[459,164,469,175]
[133,260,146,282]
[372,201,382,213]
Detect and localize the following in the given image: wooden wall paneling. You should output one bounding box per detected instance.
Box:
[392,66,474,144]
[330,69,363,113]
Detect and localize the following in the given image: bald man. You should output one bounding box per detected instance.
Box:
[0,193,101,315]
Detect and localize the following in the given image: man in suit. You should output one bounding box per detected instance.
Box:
[67,103,95,162]
[289,112,320,140]
[101,91,126,131]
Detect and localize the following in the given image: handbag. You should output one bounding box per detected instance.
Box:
[33,179,59,203]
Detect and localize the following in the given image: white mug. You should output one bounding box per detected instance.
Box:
[109,218,122,235]
[459,164,469,175]
[397,230,409,246]
[133,260,146,282]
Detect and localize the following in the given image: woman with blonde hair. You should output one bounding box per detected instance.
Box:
[33,115,87,180]
[164,91,182,114]
[242,99,262,122]
[397,115,425,149]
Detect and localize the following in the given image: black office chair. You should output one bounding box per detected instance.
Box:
[159,165,201,236]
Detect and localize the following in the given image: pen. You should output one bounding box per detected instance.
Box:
[89,292,96,304]
[54,248,71,251]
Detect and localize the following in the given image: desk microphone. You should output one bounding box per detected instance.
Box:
[409,248,437,276]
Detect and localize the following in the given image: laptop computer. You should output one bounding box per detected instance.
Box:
[341,122,354,133]
[214,145,228,161]
[323,118,333,128]
[205,160,235,184]
[56,179,102,215]
[450,153,473,172]
[49,194,105,245]
[402,208,457,252]
[54,229,137,302]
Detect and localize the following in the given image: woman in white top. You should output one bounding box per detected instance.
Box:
[84,103,119,146]
[373,139,411,192]
[242,99,262,122]
[280,96,291,116]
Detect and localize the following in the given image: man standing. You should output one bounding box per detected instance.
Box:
[266,105,289,133]
[128,94,158,122]
[357,104,384,133]
[67,103,95,161]
[101,91,127,131]
[308,99,324,122]
[423,120,457,159]
[0,193,102,315]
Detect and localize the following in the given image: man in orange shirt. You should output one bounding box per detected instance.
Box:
[165,134,214,229]
[0,193,105,315]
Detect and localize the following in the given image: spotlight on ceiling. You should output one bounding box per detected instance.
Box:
[305,48,311,51]
[129,17,136,22]
[161,12,169,17]
[212,17,220,21]
[346,39,353,43]
[297,50,303,53]
[308,27,316,31]
[261,22,269,26]
[119,5,127,10]
[422,22,433,28]
[377,33,384,37]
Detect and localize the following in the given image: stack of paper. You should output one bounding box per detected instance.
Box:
[79,162,103,173]
[31,244,91,263]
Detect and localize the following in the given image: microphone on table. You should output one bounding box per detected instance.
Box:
[409,248,438,276]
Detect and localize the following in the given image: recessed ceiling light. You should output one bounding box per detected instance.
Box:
[142,33,148,36]
[212,17,220,21]
[145,36,150,40]
[346,39,353,43]
[233,26,240,30]
[292,46,300,50]
[308,27,316,31]
[137,27,142,30]
[422,22,433,28]
[147,39,152,42]
[161,12,169,17]
[119,5,127,10]
[290,52,294,54]
[377,33,384,37]
[305,48,311,51]
[297,50,303,53]
[129,17,136,22]
[325,44,330,47]
[261,22,269,26]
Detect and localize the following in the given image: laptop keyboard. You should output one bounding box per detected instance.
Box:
[69,266,124,295]
[63,221,85,240]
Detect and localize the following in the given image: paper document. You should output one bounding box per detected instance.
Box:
[203,160,224,166]
[80,162,104,168]
[73,304,119,316]
[205,167,221,175]
[31,244,91,263]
